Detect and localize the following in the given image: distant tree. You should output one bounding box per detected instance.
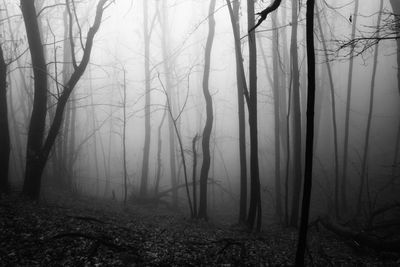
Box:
[342,0,359,212]
[0,44,10,194]
[289,0,303,228]
[21,0,110,200]
[356,0,384,215]
[197,0,216,220]
[139,0,153,198]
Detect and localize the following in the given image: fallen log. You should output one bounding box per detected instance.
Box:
[319,217,400,253]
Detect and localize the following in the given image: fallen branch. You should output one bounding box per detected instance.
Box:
[319,217,400,253]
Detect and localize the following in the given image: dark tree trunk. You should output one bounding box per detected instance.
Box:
[390,0,400,182]
[140,0,151,197]
[295,0,315,265]
[192,134,199,218]
[225,0,248,224]
[289,0,303,227]
[21,0,49,199]
[155,107,167,195]
[246,0,262,231]
[342,0,359,212]
[0,45,10,194]
[198,0,216,220]
[22,0,108,200]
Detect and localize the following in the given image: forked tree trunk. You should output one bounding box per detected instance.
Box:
[198,0,216,220]
[22,0,108,200]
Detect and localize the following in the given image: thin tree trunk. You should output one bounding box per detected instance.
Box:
[122,69,128,204]
[316,7,340,218]
[295,0,315,265]
[192,134,199,218]
[160,1,178,207]
[140,0,151,197]
[198,0,216,220]
[289,0,303,227]
[0,45,10,194]
[226,0,248,224]
[154,107,167,195]
[272,11,282,220]
[356,0,383,214]
[342,0,359,212]
[246,0,262,231]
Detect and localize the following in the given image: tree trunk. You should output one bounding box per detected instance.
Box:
[22,0,108,200]
[356,0,383,214]
[246,0,262,231]
[295,0,315,265]
[21,0,49,199]
[160,1,178,207]
[140,0,151,198]
[271,11,282,220]
[289,0,303,227]
[192,134,199,218]
[0,45,10,194]
[155,107,167,195]
[226,0,248,224]
[342,0,359,212]
[198,0,216,220]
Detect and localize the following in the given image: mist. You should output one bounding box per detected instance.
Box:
[0,0,399,265]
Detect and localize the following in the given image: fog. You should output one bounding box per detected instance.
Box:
[2,0,399,224]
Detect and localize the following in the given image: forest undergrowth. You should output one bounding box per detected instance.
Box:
[0,191,399,266]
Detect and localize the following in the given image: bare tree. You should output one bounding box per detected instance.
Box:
[0,44,9,194]
[21,0,110,199]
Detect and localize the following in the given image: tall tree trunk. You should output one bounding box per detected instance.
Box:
[22,0,48,199]
[197,0,216,220]
[226,0,248,224]
[154,107,167,195]
[160,1,178,207]
[342,0,359,212]
[356,0,383,214]
[390,0,400,183]
[289,0,303,227]
[295,0,315,265]
[122,69,128,204]
[271,11,282,220]
[140,0,151,198]
[22,0,108,200]
[246,0,262,231]
[316,8,340,218]
[0,45,10,194]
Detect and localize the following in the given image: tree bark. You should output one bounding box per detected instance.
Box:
[198,0,216,220]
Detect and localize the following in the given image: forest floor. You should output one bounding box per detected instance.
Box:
[0,192,399,266]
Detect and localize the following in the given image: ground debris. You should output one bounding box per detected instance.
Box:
[0,194,399,266]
